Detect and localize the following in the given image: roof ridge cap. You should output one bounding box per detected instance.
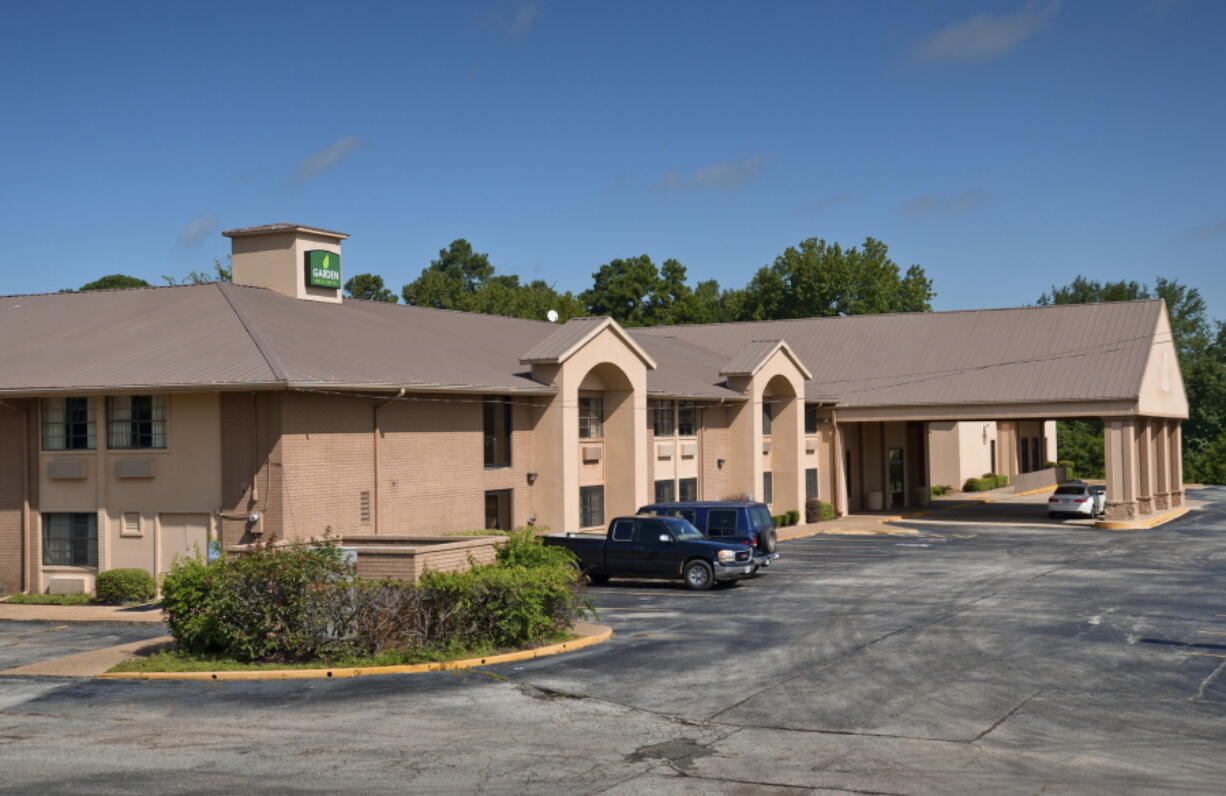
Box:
[215,283,288,383]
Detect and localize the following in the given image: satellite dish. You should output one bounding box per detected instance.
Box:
[546,309,559,323]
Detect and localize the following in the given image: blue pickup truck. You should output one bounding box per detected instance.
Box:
[636,501,780,571]
[543,515,755,590]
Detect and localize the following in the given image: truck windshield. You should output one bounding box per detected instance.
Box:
[664,518,703,541]
[748,505,773,533]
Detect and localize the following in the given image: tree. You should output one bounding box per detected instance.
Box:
[736,238,934,321]
[76,274,151,291]
[402,239,494,307]
[1038,276,1226,485]
[344,273,398,303]
[162,258,232,286]
[400,239,582,322]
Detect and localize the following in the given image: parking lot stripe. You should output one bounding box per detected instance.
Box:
[1180,651,1226,659]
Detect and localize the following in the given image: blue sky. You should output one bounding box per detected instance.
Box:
[3,0,1224,319]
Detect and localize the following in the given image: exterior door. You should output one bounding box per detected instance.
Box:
[887,449,905,508]
[159,513,210,573]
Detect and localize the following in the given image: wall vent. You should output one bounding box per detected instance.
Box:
[359,491,372,525]
[121,512,142,537]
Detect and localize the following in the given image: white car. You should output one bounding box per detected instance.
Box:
[1048,482,1106,519]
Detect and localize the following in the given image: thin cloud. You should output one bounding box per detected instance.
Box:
[483,2,540,37]
[914,0,1059,63]
[656,154,765,191]
[1191,218,1226,240]
[899,190,987,217]
[292,135,364,184]
[178,213,218,245]
[803,192,853,211]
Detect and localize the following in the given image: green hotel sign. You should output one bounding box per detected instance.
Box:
[305,250,341,288]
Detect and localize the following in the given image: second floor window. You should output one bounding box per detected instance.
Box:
[108,395,167,449]
[651,400,674,436]
[579,396,603,439]
[483,396,512,467]
[805,405,818,435]
[677,401,696,436]
[42,397,96,450]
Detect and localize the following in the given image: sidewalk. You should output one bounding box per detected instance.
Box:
[0,601,165,624]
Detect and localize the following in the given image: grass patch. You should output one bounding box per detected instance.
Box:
[4,593,94,606]
[108,631,579,673]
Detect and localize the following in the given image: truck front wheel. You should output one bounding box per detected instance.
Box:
[683,560,715,591]
[587,572,610,585]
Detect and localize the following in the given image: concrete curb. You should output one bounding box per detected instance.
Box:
[1095,506,1191,530]
[97,622,613,681]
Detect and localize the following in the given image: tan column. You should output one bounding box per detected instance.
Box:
[830,413,848,517]
[1170,420,1184,507]
[1136,418,1154,516]
[1153,420,1170,510]
[1103,418,1139,521]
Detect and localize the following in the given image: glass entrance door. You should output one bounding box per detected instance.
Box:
[887,448,904,508]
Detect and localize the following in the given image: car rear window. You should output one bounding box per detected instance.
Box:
[707,509,738,537]
[1054,486,1086,496]
[748,504,773,533]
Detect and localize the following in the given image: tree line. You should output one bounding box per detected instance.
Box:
[59,238,1224,485]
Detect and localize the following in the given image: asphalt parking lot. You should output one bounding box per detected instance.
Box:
[2,487,1225,795]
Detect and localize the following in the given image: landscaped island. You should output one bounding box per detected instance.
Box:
[114,530,593,673]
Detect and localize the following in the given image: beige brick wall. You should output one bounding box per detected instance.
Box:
[220,392,285,546]
[0,402,31,594]
[281,391,375,539]
[701,405,731,500]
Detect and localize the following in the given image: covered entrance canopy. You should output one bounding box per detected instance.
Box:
[636,299,1189,521]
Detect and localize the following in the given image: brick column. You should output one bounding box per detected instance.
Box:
[1170,420,1184,508]
[1135,418,1154,515]
[1103,418,1138,521]
[1153,420,1170,510]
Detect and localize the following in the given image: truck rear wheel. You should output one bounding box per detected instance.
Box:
[587,572,610,585]
[683,560,714,591]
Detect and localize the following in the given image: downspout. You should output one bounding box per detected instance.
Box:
[0,399,32,593]
[372,389,405,534]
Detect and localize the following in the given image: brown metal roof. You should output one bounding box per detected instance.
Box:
[635,301,1167,407]
[519,316,657,369]
[0,283,1169,410]
[718,339,813,380]
[0,285,278,392]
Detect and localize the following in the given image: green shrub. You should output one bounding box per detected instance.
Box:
[819,501,836,521]
[930,485,953,497]
[161,533,592,665]
[95,568,156,604]
[995,474,1009,488]
[5,592,92,605]
[1057,460,1077,480]
[784,510,800,526]
[963,476,995,492]
[772,514,785,528]
[496,527,575,569]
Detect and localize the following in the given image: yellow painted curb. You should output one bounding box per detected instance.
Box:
[1095,506,1190,530]
[98,624,613,681]
[1010,485,1059,499]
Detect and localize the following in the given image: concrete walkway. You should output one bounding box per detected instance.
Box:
[0,602,165,624]
[0,635,172,677]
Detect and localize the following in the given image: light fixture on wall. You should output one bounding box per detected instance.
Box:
[716,458,726,469]
[526,472,538,484]
[983,424,990,444]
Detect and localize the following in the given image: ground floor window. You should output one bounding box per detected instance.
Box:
[580,485,604,528]
[654,479,675,503]
[763,471,773,505]
[805,468,818,501]
[42,513,97,567]
[484,490,512,531]
[679,477,697,502]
